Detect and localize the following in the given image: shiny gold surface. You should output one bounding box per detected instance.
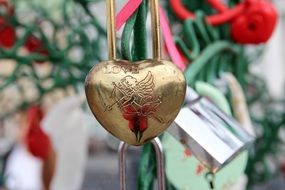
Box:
[85,60,186,145]
[150,0,161,60]
[85,0,186,145]
[106,0,116,60]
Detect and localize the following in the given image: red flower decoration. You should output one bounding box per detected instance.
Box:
[24,35,48,63]
[0,0,16,48]
[230,1,278,44]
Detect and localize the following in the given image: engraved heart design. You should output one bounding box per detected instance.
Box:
[85,60,186,146]
[230,1,277,44]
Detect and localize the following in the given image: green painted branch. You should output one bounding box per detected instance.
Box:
[183,19,200,59]
[121,10,138,60]
[184,41,240,86]
[133,0,147,61]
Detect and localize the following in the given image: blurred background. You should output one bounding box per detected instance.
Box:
[0,0,284,190]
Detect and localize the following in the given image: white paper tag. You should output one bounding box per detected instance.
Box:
[42,95,88,190]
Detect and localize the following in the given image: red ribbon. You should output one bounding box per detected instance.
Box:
[169,0,246,25]
[116,0,186,70]
[26,106,52,160]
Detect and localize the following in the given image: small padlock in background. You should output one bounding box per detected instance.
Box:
[168,88,255,173]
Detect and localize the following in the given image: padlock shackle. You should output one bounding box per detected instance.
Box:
[106,0,117,60]
[106,0,161,60]
[150,0,161,60]
[118,138,165,190]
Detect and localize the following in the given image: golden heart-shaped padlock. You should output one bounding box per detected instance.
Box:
[85,0,186,146]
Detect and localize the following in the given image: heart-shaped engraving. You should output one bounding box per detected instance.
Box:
[230,1,277,44]
[85,60,186,146]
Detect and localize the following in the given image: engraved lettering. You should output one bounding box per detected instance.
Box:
[121,66,132,73]
[112,66,121,74]
[103,65,111,74]
[102,65,140,74]
[131,65,139,74]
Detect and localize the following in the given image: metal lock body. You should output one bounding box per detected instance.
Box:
[85,0,186,146]
[169,88,254,173]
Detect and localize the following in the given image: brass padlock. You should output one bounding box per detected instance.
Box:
[85,0,186,146]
